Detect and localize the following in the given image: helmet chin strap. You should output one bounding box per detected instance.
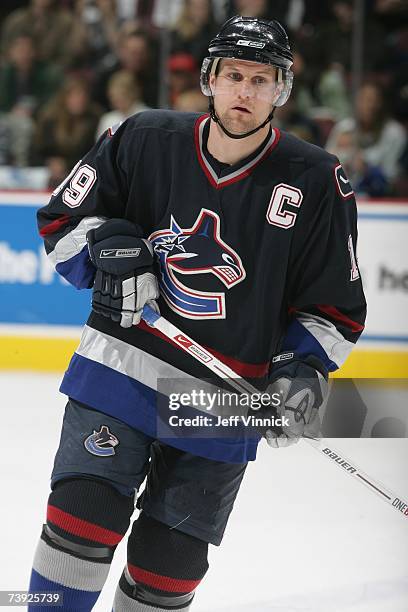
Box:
[209,96,275,139]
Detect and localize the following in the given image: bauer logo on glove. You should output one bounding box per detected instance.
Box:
[87,218,160,328]
[100,248,141,258]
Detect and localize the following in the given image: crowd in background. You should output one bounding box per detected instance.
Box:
[0,0,406,196]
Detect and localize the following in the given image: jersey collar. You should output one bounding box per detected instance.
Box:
[194,114,280,189]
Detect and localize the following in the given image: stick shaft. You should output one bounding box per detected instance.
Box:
[306,438,408,517]
[142,305,408,519]
[142,305,258,395]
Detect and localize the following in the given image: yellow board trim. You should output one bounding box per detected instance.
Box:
[331,350,408,378]
[1,336,408,378]
[0,336,79,372]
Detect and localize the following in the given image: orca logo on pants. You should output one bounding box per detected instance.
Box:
[84,425,119,456]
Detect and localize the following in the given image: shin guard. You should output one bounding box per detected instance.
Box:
[113,513,209,611]
[29,478,134,611]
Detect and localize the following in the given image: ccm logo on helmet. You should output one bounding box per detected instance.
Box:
[237,39,266,48]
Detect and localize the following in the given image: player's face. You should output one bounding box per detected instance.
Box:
[209,59,281,135]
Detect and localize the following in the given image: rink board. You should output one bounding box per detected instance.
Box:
[0,192,407,377]
[0,330,407,377]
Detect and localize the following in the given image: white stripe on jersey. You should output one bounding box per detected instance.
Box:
[48,216,107,265]
[75,325,248,418]
[296,311,354,367]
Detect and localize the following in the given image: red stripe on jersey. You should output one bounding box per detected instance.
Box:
[138,320,269,377]
[317,305,364,333]
[194,115,280,190]
[127,563,201,593]
[217,130,281,189]
[39,215,70,237]
[203,343,269,377]
[194,114,216,187]
[47,505,122,546]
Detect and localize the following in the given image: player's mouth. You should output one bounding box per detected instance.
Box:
[232,106,251,114]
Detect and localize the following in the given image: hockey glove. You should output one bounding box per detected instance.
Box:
[87,219,159,328]
[255,355,328,449]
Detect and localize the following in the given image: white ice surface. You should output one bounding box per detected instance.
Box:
[0,372,407,611]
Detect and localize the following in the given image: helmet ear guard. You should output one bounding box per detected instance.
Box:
[200,57,218,97]
[273,67,293,107]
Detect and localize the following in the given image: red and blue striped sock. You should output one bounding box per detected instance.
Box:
[28,479,134,611]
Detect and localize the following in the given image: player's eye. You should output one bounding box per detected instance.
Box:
[227,72,243,81]
[253,76,267,85]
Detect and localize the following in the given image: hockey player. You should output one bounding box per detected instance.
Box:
[29,16,366,612]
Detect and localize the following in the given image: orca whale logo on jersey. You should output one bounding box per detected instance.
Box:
[334,164,354,199]
[84,425,119,457]
[149,209,246,319]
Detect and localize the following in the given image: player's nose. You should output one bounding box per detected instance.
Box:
[234,77,252,98]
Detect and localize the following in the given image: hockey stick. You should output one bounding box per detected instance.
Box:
[142,304,408,519]
[142,305,257,396]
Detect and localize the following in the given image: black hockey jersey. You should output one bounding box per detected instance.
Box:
[38,110,366,463]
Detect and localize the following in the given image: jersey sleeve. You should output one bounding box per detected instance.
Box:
[281,161,367,374]
[37,122,130,289]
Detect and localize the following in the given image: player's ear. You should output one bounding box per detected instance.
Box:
[209,73,217,95]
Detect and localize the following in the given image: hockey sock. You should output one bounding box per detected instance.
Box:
[113,513,208,611]
[29,478,134,611]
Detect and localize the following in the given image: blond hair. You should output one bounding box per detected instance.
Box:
[107,70,140,101]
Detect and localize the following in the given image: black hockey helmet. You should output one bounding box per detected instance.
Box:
[201,15,294,108]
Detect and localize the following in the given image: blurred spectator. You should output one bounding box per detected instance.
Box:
[0,111,34,167]
[374,0,408,31]
[273,50,321,145]
[93,27,159,109]
[96,71,149,139]
[229,0,272,18]
[394,139,408,196]
[130,0,226,30]
[374,23,408,123]
[274,95,322,146]
[0,0,405,201]
[33,76,102,185]
[290,50,316,117]
[167,53,199,108]
[326,119,389,197]
[226,0,332,26]
[0,2,26,24]
[326,81,407,184]
[0,34,62,115]
[0,33,62,167]
[314,1,385,74]
[67,0,120,72]
[317,62,351,120]
[170,0,218,65]
[293,1,332,29]
[210,0,228,23]
[173,88,208,112]
[1,0,74,67]
[117,1,183,30]
[0,120,8,165]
